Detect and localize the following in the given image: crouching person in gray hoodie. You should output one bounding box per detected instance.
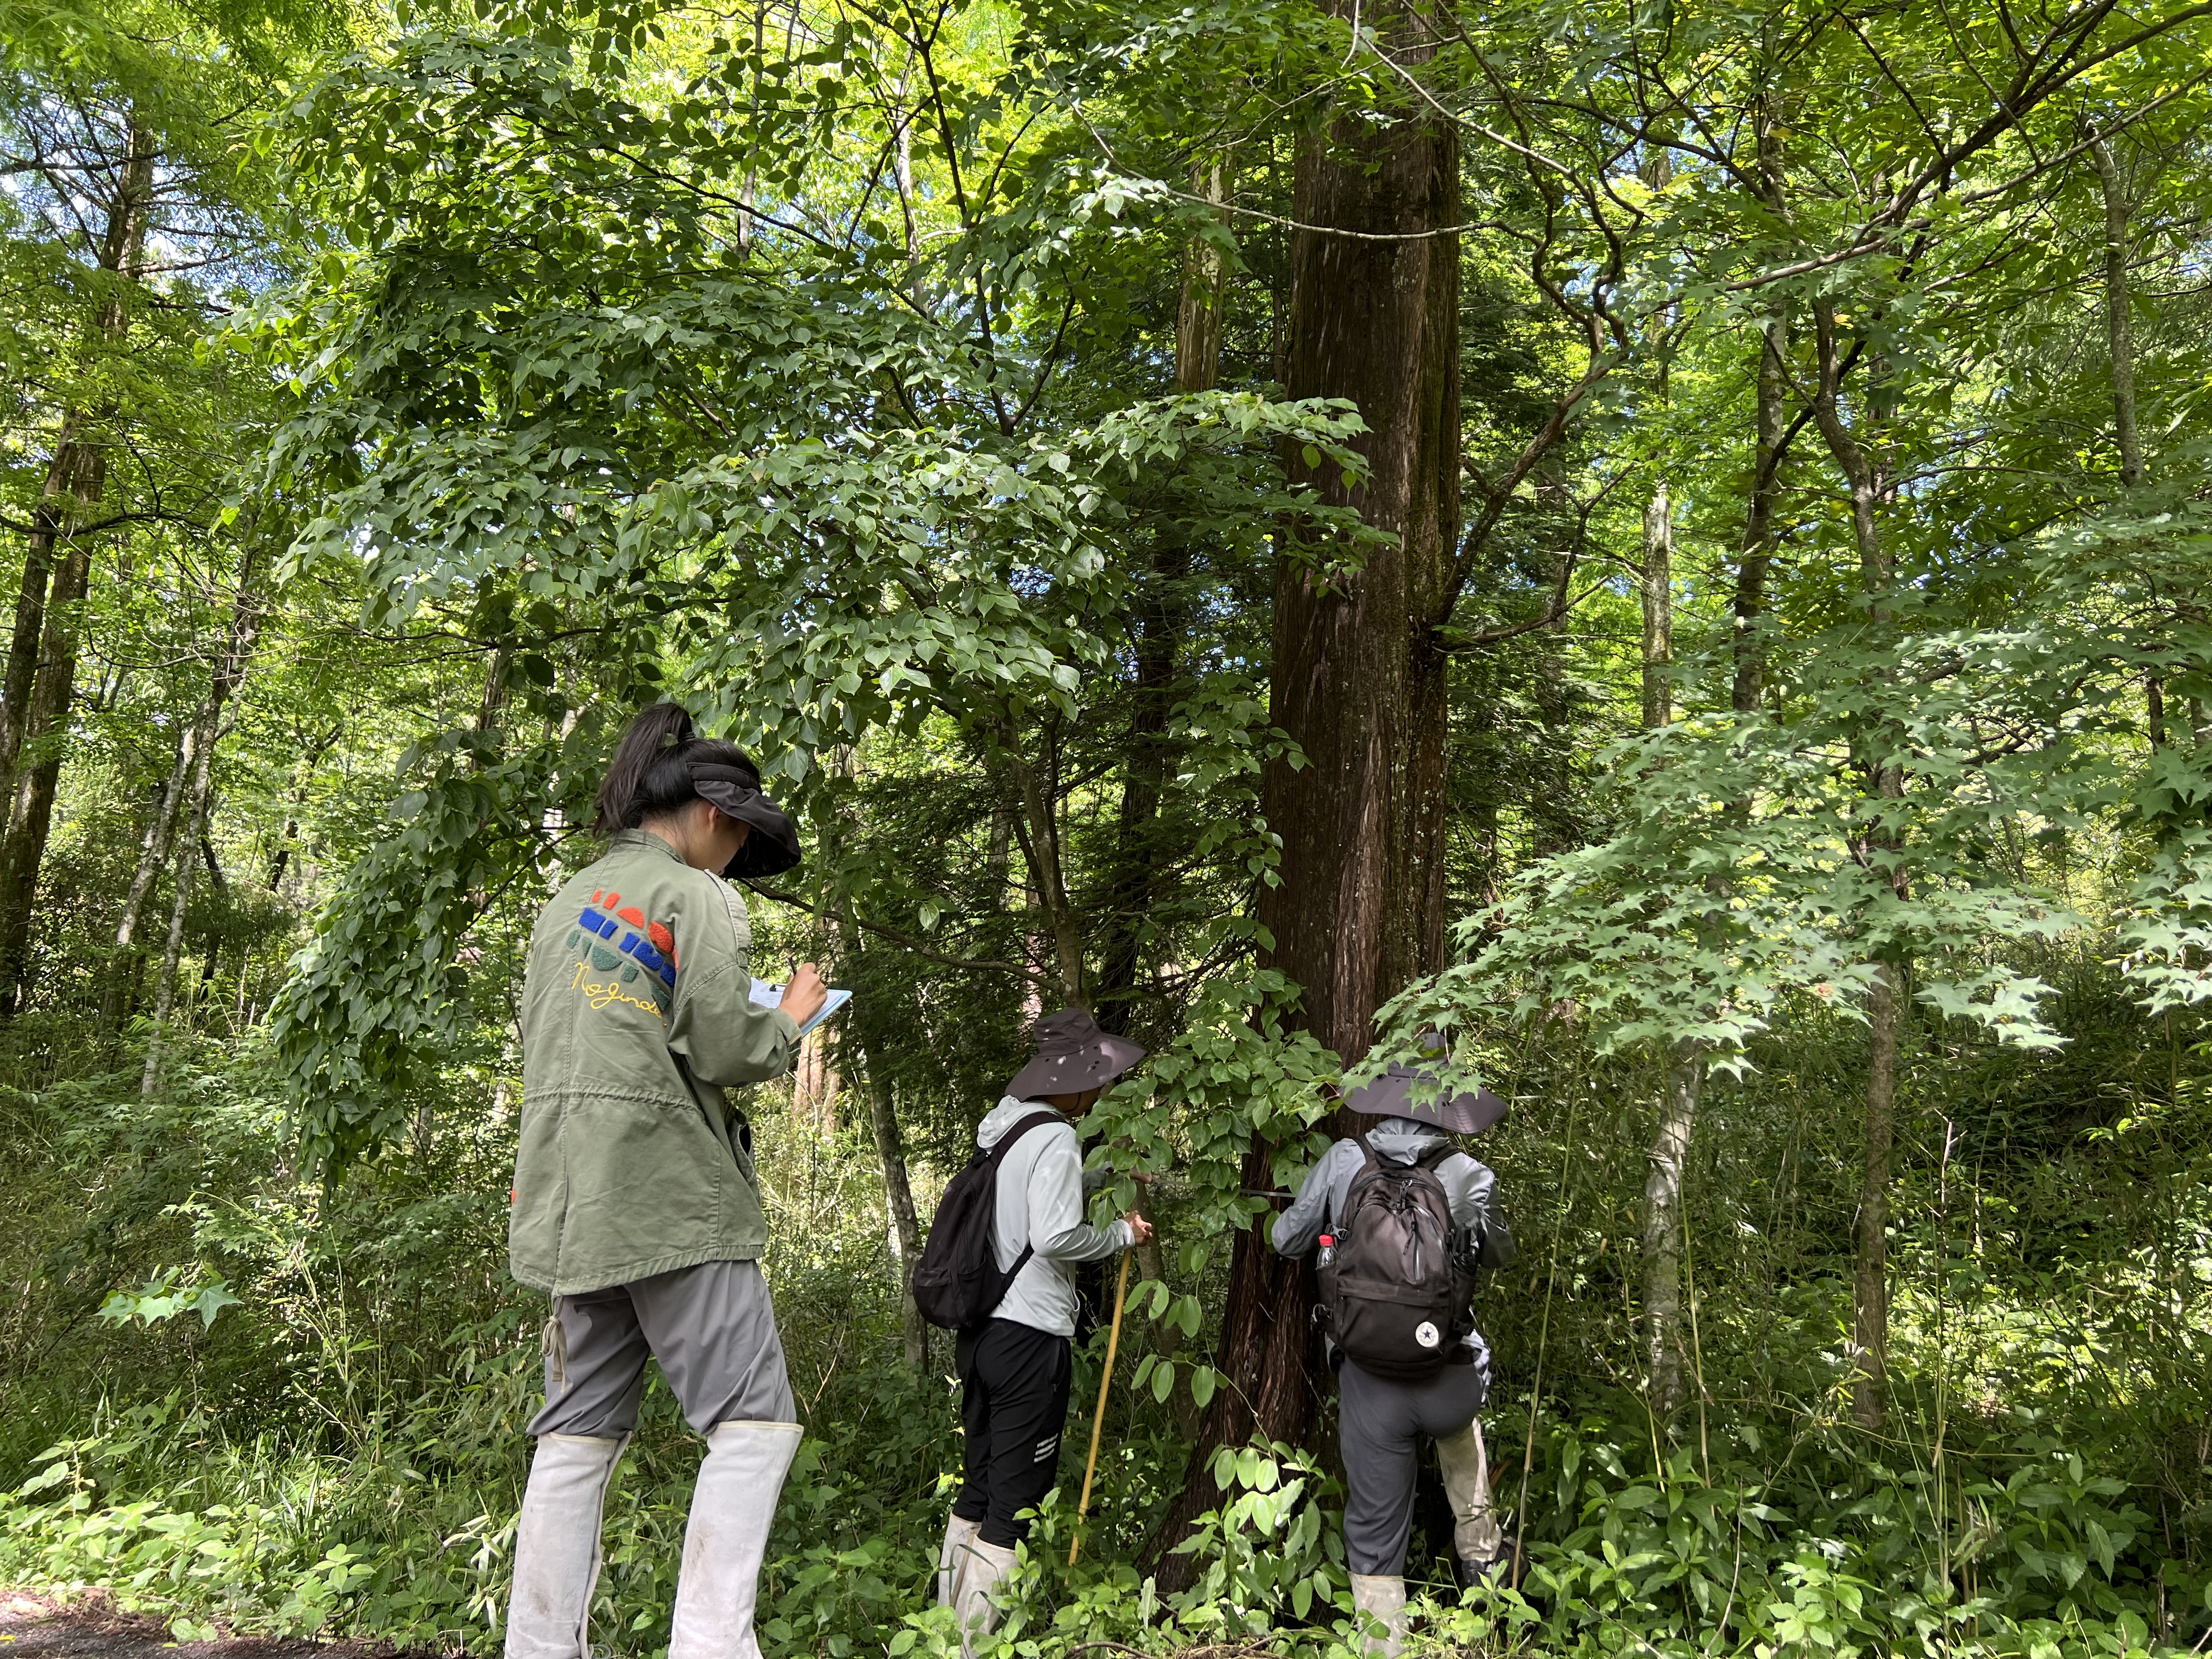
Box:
[938,1009,1152,1655]
[1271,1040,1516,1659]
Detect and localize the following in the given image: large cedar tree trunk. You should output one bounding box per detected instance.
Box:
[1146,14,1459,1582]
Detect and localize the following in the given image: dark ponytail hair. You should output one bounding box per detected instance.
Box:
[592,702,765,837]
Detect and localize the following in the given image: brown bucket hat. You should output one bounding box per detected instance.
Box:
[1006,1007,1147,1101]
[689,759,803,879]
[1341,1032,1509,1135]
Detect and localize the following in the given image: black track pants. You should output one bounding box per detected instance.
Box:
[952,1318,1073,1547]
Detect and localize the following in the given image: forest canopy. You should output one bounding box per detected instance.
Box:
[3,0,2212,1652]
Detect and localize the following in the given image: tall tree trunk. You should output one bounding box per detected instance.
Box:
[1644,1041,1702,1418]
[824,753,928,1370]
[100,735,189,1034]
[1853,964,1899,1425]
[142,746,216,1096]
[1640,482,1673,729]
[0,527,94,1012]
[1638,500,1702,1420]
[1808,297,1906,1430]
[1173,158,1227,396]
[736,1,766,255]
[138,537,264,1084]
[1734,312,1788,713]
[1094,159,1226,1032]
[0,438,71,786]
[1093,161,1228,1419]
[0,114,156,1015]
[196,833,230,995]
[1147,4,1459,1583]
[2085,132,2144,487]
[847,1006,927,1370]
[100,541,264,1032]
[1733,84,1791,715]
[999,738,1086,1008]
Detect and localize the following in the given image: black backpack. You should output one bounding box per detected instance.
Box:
[1319,1135,1473,1382]
[912,1111,1062,1330]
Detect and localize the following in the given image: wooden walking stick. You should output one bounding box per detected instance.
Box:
[1068,1246,1133,1567]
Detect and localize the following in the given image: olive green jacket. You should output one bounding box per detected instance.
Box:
[509,830,799,1294]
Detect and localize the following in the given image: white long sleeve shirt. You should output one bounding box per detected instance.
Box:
[977,1096,1133,1338]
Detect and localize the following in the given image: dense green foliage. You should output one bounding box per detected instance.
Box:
[3,0,2212,1654]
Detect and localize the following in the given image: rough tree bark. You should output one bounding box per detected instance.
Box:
[1146,0,1460,1583]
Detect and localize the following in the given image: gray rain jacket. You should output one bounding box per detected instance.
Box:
[1270,1117,1514,1359]
[977,1097,1135,1338]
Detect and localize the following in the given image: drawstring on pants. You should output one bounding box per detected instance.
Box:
[543,1296,568,1395]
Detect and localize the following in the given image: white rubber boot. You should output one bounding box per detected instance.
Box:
[505,1433,625,1659]
[1349,1573,1406,1659]
[954,1537,1016,1659]
[667,1420,803,1659]
[1436,1418,1508,1585]
[937,1513,982,1608]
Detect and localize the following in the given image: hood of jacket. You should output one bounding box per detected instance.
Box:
[978,1094,1066,1149]
[1364,1116,1453,1164]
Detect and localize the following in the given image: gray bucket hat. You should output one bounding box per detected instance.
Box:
[1341,1033,1508,1135]
[1007,1007,1147,1101]
[689,759,803,879]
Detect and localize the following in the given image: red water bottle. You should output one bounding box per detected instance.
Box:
[1317,1232,1335,1268]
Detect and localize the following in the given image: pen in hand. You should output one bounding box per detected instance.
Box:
[780,962,828,1030]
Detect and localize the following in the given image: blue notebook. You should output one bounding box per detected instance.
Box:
[749,978,853,1040]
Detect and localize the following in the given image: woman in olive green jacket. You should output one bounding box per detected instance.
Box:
[506,703,827,1659]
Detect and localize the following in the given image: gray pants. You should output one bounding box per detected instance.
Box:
[529,1259,798,1437]
[1339,1356,1492,1576]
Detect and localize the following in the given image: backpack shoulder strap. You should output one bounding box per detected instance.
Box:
[1341,1133,1387,1209]
[1415,1141,1458,1171]
[978,1110,1062,1310]
[981,1109,1064,1170]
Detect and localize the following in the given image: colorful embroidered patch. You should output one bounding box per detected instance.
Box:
[569,888,679,1015]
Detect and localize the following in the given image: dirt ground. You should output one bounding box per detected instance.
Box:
[0,1593,443,1659]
